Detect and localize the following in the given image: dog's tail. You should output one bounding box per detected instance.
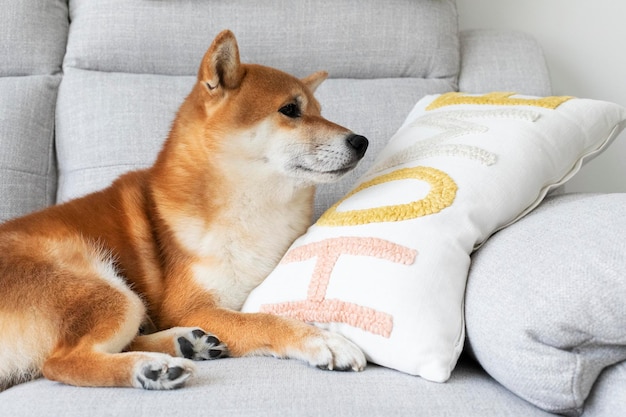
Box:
[0,369,41,392]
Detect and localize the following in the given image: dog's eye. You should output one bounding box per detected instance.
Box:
[278,103,301,118]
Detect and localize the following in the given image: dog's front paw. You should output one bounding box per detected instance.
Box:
[176,328,229,360]
[133,354,195,390]
[301,330,366,372]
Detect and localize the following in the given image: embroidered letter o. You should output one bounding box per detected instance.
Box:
[317,166,457,227]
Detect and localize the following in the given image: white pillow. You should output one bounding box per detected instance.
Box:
[242,92,626,382]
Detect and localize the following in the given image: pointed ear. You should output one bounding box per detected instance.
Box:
[199,30,244,92]
[301,71,328,93]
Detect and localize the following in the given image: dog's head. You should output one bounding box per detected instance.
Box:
[184,30,368,186]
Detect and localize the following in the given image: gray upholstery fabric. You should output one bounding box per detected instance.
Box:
[0,0,66,221]
[583,361,626,417]
[0,76,59,220]
[466,193,626,416]
[459,29,552,96]
[55,69,190,203]
[0,0,68,76]
[65,0,460,80]
[0,357,555,417]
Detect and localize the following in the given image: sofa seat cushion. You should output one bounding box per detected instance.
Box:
[0,357,555,417]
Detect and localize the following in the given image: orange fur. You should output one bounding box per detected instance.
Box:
[0,30,367,390]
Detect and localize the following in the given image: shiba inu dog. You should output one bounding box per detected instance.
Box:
[0,30,368,390]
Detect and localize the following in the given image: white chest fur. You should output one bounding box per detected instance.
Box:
[171,189,311,311]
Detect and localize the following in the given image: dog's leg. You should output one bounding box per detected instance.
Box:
[41,288,196,390]
[43,348,195,390]
[175,308,366,371]
[35,245,196,389]
[41,302,197,390]
[128,327,229,360]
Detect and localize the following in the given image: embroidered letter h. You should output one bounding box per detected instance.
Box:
[261,237,416,338]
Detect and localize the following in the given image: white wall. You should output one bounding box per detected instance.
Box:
[456,0,626,193]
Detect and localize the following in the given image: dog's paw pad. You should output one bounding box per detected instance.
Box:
[177,328,229,361]
[134,356,195,390]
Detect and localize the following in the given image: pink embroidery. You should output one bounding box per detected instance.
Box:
[261,237,417,338]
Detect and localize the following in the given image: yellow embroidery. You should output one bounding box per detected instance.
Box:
[317,166,457,227]
[426,92,573,111]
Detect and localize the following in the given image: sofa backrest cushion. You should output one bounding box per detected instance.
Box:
[0,0,67,221]
[0,1,68,77]
[56,0,460,219]
[64,0,459,80]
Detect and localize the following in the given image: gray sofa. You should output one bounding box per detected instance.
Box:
[1,1,625,416]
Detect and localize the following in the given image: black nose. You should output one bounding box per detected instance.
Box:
[346,134,368,158]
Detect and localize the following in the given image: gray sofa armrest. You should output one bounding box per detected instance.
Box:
[459,29,551,96]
